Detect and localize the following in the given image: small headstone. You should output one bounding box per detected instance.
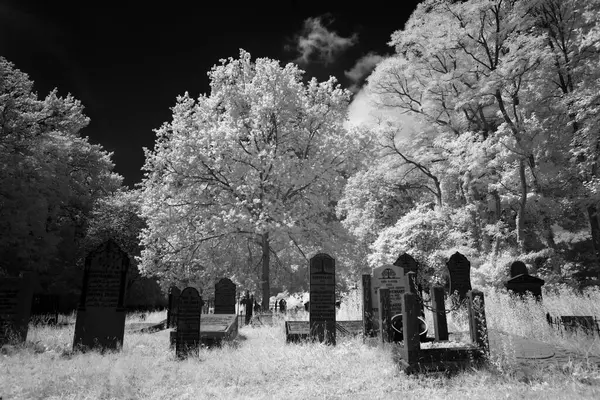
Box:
[279,299,286,313]
[510,261,529,278]
[446,252,472,301]
[309,253,336,345]
[214,278,236,314]
[167,286,181,328]
[0,273,35,345]
[176,287,202,358]
[72,240,129,352]
[370,264,405,334]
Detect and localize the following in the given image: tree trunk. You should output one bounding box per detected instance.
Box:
[261,232,270,311]
[587,205,600,265]
[516,159,527,252]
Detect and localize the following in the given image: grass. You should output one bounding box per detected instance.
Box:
[1,288,600,399]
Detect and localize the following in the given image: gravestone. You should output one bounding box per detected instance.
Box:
[510,261,528,278]
[309,253,336,345]
[214,278,236,314]
[394,253,418,276]
[370,264,405,334]
[446,252,472,301]
[167,286,181,328]
[176,287,202,358]
[505,261,545,300]
[0,272,35,345]
[72,240,129,352]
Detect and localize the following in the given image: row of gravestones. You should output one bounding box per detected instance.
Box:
[167,278,236,328]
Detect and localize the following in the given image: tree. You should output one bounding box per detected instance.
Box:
[0,57,122,277]
[138,50,369,308]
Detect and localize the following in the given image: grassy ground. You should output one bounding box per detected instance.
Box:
[1,288,600,399]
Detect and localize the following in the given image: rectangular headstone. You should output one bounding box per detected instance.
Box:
[176,287,202,358]
[214,278,236,314]
[0,273,35,345]
[72,240,129,352]
[309,253,336,345]
[371,264,405,334]
[167,286,181,328]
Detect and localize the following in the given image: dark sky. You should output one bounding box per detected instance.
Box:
[1,0,421,188]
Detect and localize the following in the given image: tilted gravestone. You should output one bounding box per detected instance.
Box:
[214,278,236,314]
[0,272,35,345]
[446,252,472,301]
[72,240,129,352]
[309,253,336,345]
[176,287,202,359]
[167,286,181,328]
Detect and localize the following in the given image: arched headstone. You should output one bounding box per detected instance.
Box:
[510,261,528,278]
[214,278,236,314]
[73,240,129,352]
[176,287,202,359]
[446,252,472,301]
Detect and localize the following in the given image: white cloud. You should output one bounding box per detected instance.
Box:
[290,15,358,66]
[344,52,384,93]
[345,87,425,136]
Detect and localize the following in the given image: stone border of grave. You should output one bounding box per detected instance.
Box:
[387,272,489,374]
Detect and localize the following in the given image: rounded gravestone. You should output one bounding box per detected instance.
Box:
[510,261,529,278]
[446,252,472,301]
[176,287,201,359]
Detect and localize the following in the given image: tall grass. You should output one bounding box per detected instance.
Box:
[1,290,599,399]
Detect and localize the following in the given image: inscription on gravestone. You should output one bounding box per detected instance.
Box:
[214,278,236,314]
[370,264,405,334]
[446,252,472,301]
[73,240,129,352]
[176,287,202,359]
[0,273,35,345]
[309,253,336,345]
[167,286,181,328]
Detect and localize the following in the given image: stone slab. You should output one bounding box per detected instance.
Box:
[169,314,238,347]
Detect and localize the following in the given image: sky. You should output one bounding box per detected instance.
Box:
[1,0,422,188]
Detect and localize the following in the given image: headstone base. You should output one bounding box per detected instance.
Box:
[73,308,126,352]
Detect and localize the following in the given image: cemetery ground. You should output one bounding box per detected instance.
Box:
[2,289,600,399]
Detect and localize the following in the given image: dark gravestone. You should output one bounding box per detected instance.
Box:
[0,272,35,345]
[362,274,374,337]
[505,261,545,301]
[279,299,286,313]
[510,261,529,278]
[214,278,236,314]
[167,286,181,328]
[72,240,129,352]
[446,252,472,301]
[394,253,418,280]
[176,287,202,358]
[309,253,336,345]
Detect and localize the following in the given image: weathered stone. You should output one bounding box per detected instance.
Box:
[214,278,236,314]
[72,240,129,352]
[309,253,336,345]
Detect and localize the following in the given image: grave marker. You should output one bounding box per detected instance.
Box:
[176,287,202,358]
[309,253,336,345]
[167,286,181,328]
[370,264,405,334]
[214,278,236,314]
[0,272,35,345]
[446,252,472,301]
[510,261,528,278]
[72,240,129,352]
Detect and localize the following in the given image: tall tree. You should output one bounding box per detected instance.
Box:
[138,50,368,308]
[0,57,122,277]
